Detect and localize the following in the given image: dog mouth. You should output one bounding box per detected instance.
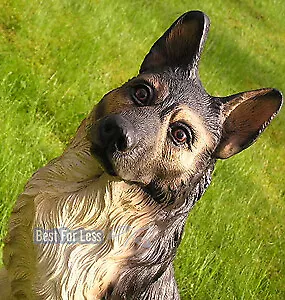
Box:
[90,144,117,177]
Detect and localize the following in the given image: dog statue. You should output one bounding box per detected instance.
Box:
[0,10,282,300]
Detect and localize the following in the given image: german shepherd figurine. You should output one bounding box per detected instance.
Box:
[1,10,283,300]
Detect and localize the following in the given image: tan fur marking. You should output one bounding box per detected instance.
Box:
[94,74,169,122]
[160,106,214,188]
[96,88,134,118]
[172,106,213,162]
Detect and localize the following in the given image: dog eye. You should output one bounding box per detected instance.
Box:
[173,128,187,143]
[169,123,192,146]
[131,84,153,106]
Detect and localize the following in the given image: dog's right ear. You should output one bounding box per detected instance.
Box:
[215,88,283,159]
[140,11,210,73]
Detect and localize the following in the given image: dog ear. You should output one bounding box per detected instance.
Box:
[215,88,283,159]
[140,11,210,73]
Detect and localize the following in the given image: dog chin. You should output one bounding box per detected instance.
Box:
[99,162,150,187]
[90,146,152,185]
[115,168,153,187]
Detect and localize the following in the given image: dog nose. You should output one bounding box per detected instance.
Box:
[98,115,136,152]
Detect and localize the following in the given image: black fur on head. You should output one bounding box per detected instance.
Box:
[89,11,282,209]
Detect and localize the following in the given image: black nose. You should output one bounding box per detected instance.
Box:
[98,115,136,152]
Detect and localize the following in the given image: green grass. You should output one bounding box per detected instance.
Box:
[0,0,284,299]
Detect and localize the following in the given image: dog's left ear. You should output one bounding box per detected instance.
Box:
[140,11,210,73]
[215,88,283,159]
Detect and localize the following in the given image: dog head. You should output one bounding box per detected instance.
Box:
[87,11,282,199]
